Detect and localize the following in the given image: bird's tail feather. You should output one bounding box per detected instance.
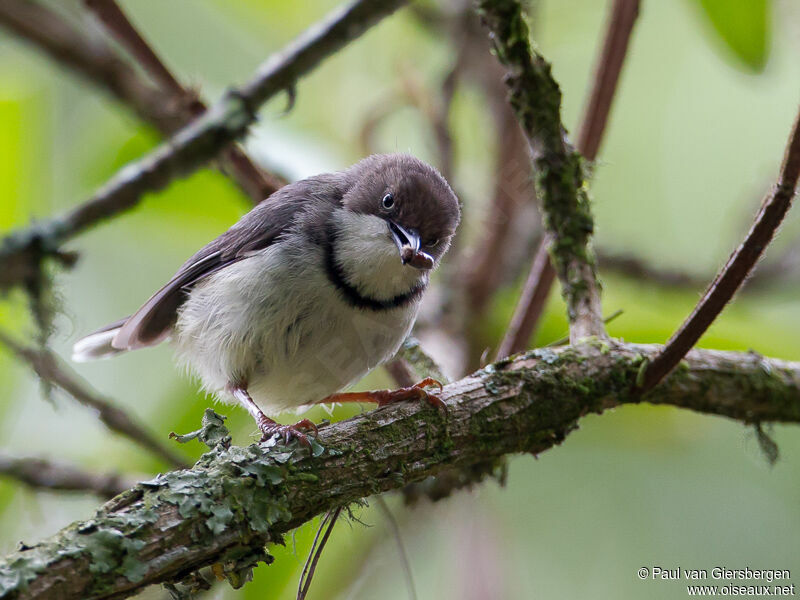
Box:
[72,319,129,362]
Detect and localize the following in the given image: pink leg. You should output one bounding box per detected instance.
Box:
[228,385,318,446]
[321,378,447,413]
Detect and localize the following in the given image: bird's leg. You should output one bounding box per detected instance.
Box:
[322,378,447,413]
[228,385,318,446]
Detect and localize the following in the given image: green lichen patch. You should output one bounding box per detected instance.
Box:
[170,408,231,450]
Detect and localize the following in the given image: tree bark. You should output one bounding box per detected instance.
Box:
[1,342,798,599]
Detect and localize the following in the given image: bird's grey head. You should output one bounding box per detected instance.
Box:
[341,153,460,270]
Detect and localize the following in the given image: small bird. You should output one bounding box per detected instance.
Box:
[73,154,460,444]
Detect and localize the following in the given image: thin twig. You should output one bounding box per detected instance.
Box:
[0,330,188,469]
[496,237,555,358]
[0,0,407,288]
[576,0,640,158]
[83,0,184,96]
[546,309,624,347]
[297,506,342,600]
[597,250,706,288]
[375,496,418,600]
[465,101,534,316]
[492,0,640,354]
[640,104,800,391]
[82,0,284,203]
[0,453,137,498]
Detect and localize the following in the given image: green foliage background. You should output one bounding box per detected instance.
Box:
[0,1,798,598]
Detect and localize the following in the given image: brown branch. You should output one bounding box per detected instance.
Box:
[0,0,406,290]
[465,92,535,316]
[1,342,798,599]
[576,0,640,158]
[0,0,174,133]
[640,103,800,391]
[83,0,183,96]
[492,0,640,355]
[0,331,188,469]
[82,0,284,203]
[0,453,137,499]
[496,237,555,357]
[0,0,283,206]
[597,250,705,288]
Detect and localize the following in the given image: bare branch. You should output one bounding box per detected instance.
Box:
[492,0,640,353]
[385,337,449,388]
[83,0,183,96]
[82,0,284,203]
[576,0,640,158]
[641,103,800,391]
[597,250,705,288]
[0,331,187,469]
[0,0,174,133]
[0,453,137,499]
[0,0,284,204]
[496,238,555,357]
[1,342,798,599]
[478,0,606,343]
[465,95,535,316]
[0,0,407,290]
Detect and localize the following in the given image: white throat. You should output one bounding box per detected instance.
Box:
[330,210,427,301]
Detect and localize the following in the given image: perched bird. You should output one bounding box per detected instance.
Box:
[73,154,460,444]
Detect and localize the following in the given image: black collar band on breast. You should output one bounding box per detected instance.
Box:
[323,222,426,311]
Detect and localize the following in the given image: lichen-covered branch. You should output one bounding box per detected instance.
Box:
[477,0,606,343]
[0,0,407,291]
[1,342,798,599]
[488,0,639,353]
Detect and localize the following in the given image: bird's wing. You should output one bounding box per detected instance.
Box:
[111,177,342,350]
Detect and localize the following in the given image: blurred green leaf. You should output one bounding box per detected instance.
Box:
[694,0,770,71]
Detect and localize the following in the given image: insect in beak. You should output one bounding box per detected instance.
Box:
[388,221,434,270]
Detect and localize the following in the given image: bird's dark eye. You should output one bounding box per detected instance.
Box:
[427,238,440,248]
[381,193,395,209]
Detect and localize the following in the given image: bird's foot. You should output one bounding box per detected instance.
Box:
[257,414,318,447]
[375,377,446,412]
[323,378,447,414]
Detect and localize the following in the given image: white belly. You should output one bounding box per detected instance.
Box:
[173,238,421,414]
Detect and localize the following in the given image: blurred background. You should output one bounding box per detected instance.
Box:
[0,0,799,598]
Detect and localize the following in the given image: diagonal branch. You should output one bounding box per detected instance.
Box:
[495,0,640,356]
[0,453,137,499]
[0,0,282,205]
[0,331,188,469]
[82,0,284,203]
[640,103,800,391]
[0,0,174,134]
[0,0,407,290]
[0,342,798,599]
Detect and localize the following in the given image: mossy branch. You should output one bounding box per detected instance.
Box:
[477,0,606,342]
[2,343,799,599]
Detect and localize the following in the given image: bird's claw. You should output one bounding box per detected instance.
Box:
[258,416,318,447]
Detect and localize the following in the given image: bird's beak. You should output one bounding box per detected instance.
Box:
[388,220,434,270]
